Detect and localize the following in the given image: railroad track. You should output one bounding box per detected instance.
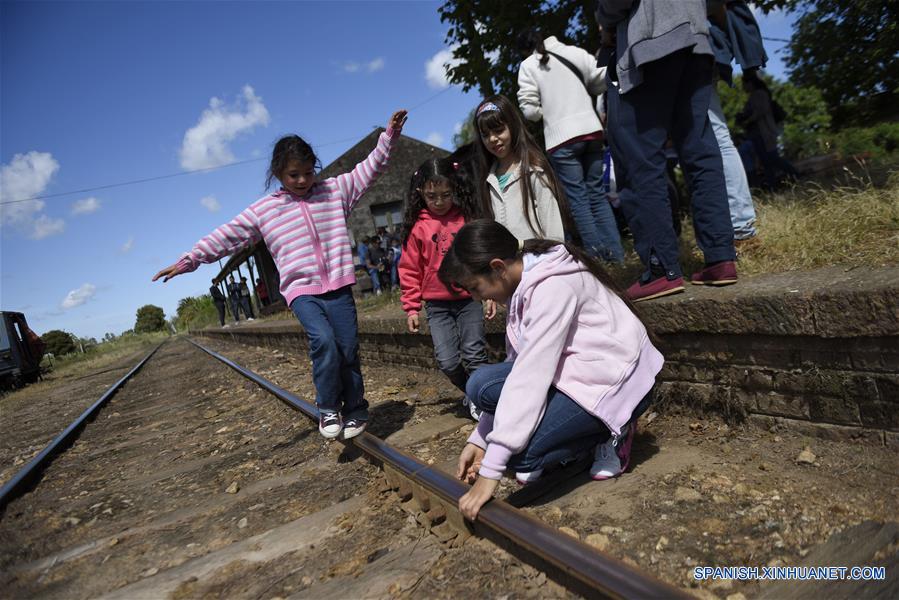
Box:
[1,337,687,599]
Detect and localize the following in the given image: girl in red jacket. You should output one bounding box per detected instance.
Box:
[399,158,496,419]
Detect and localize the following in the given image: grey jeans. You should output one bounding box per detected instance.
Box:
[425,299,489,393]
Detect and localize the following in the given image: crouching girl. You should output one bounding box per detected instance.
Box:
[438,220,662,520]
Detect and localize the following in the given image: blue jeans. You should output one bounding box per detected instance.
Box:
[608,50,735,278]
[466,362,609,472]
[548,140,624,262]
[709,89,757,240]
[367,267,381,292]
[426,299,488,392]
[467,362,653,472]
[290,286,368,420]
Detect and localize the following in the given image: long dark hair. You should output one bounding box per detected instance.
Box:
[471,95,577,240]
[265,135,321,190]
[400,157,477,245]
[438,219,654,336]
[516,28,549,65]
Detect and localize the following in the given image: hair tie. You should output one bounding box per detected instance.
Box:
[452,161,459,171]
[518,239,524,251]
[477,102,500,117]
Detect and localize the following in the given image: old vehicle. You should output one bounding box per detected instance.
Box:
[0,312,44,389]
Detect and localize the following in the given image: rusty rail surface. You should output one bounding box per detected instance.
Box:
[0,343,163,513]
[187,337,689,599]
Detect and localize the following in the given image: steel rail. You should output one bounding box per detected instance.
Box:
[0,343,164,513]
[188,337,690,600]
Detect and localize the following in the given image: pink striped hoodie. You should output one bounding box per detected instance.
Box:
[173,129,399,306]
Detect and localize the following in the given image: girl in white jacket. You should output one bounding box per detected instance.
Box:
[471,95,574,245]
[516,30,624,263]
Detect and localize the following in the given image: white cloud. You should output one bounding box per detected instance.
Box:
[61,283,96,309]
[72,196,101,215]
[0,151,65,239]
[425,46,461,89]
[200,195,221,212]
[425,132,444,147]
[179,85,271,171]
[121,236,134,253]
[453,121,464,135]
[341,57,385,74]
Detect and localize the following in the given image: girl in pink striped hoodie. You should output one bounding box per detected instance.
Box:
[438,220,663,520]
[154,110,408,440]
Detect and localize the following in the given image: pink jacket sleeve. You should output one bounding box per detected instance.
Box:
[335,128,400,213]
[174,207,261,274]
[479,281,578,480]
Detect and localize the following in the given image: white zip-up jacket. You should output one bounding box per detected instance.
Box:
[517,36,607,150]
[485,164,565,243]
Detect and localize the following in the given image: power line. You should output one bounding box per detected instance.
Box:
[1,86,456,206]
[762,36,791,43]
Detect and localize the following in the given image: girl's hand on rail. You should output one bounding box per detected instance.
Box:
[456,443,485,484]
[459,476,499,521]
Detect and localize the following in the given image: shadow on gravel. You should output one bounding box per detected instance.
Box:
[505,430,661,508]
[366,400,415,439]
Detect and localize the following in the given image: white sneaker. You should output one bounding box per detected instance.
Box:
[590,438,622,480]
[515,469,544,485]
[247,317,255,321]
[318,412,342,439]
[463,397,481,421]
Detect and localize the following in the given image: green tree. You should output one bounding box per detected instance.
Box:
[452,107,478,148]
[173,295,218,331]
[41,330,76,356]
[784,0,897,122]
[134,305,166,333]
[438,0,599,99]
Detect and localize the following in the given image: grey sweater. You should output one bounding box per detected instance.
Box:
[596,0,713,94]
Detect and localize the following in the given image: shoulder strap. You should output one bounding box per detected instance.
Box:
[545,50,589,92]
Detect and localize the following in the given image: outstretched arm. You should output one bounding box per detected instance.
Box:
[152,208,261,282]
[336,110,408,211]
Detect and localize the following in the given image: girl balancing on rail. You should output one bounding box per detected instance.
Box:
[438,220,662,520]
[153,109,408,441]
[398,157,496,421]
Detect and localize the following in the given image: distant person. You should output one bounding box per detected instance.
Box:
[154,109,409,440]
[255,277,269,307]
[209,279,227,327]
[739,70,799,191]
[239,276,255,320]
[399,158,495,421]
[226,275,242,323]
[598,0,738,301]
[708,0,766,241]
[356,236,370,270]
[470,95,573,244]
[388,237,402,291]
[516,29,624,262]
[439,221,661,519]
[366,235,386,295]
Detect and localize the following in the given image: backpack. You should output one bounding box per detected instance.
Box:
[771,99,787,124]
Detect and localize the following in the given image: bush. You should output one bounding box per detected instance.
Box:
[831,123,899,159]
[134,305,167,333]
[41,330,76,356]
[174,295,220,331]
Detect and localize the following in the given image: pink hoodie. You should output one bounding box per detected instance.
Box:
[467,245,664,480]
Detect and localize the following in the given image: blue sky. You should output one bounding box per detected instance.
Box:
[0,1,795,340]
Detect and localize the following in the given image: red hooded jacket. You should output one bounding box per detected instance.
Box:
[398,207,470,314]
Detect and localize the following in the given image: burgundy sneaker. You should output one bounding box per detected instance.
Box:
[690,261,738,286]
[626,276,685,302]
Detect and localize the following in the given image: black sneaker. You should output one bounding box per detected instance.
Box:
[342,418,367,439]
[319,412,342,439]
